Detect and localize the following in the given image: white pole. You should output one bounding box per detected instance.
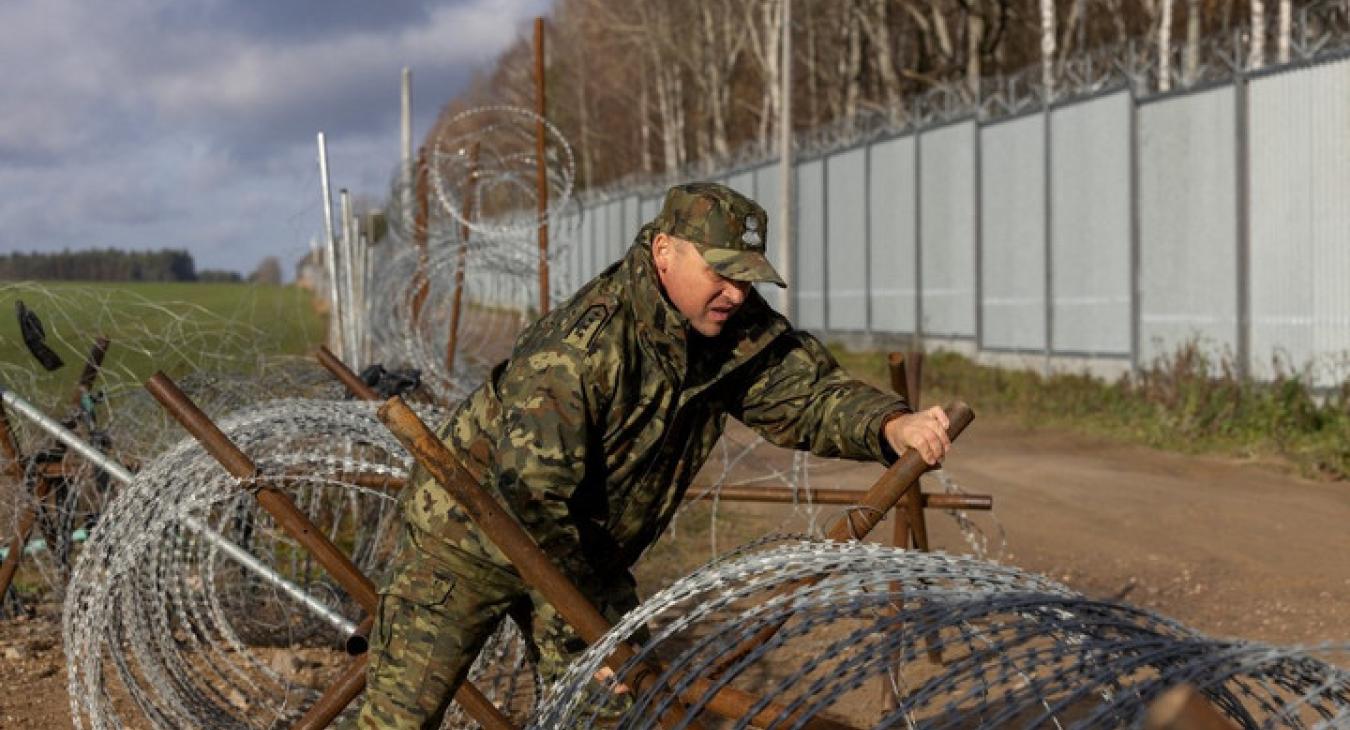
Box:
[777,0,794,318]
[401,68,413,219]
[0,385,356,637]
[317,133,343,359]
[339,190,358,367]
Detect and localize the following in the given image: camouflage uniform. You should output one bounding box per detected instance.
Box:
[356,183,910,728]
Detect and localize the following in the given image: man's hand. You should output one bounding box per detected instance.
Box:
[593,665,631,694]
[884,406,952,465]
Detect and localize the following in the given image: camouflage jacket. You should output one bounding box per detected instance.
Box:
[402,226,910,584]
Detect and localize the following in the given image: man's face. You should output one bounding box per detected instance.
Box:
[652,233,752,338]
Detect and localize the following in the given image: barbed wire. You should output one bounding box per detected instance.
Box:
[580,12,1350,207]
[536,539,1350,729]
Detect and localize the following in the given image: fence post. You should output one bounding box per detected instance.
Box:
[1129,87,1142,374]
[1235,60,1252,381]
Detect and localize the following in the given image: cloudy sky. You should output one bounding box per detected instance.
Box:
[0,0,551,278]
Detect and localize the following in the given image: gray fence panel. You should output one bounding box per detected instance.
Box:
[580,205,595,282]
[640,195,661,225]
[728,170,755,198]
[919,121,977,337]
[753,163,788,312]
[1138,86,1239,365]
[622,196,640,250]
[795,159,826,329]
[867,136,917,334]
[826,148,868,330]
[1050,91,1131,355]
[605,199,624,266]
[979,114,1046,351]
[1250,58,1350,387]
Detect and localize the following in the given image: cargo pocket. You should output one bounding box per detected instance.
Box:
[369,553,458,683]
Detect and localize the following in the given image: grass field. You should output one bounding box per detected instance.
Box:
[0,281,326,404]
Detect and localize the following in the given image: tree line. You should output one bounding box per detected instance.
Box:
[0,248,246,283]
[436,0,1318,192]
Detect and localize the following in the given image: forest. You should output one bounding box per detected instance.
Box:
[440,0,1328,191]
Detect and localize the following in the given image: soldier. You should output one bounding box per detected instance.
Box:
[356,182,952,728]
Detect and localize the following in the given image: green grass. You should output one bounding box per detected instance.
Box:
[0,281,325,404]
[833,342,1350,481]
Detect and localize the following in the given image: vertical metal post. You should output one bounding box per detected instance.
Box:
[1129,89,1143,373]
[401,67,413,219]
[778,0,794,317]
[914,129,924,345]
[411,147,431,327]
[974,116,985,351]
[534,17,551,317]
[340,189,358,368]
[317,132,342,359]
[447,143,480,375]
[821,156,830,330]
[1043,99,1055,372]
[1235,67,1251,380]
[863,142,873,336]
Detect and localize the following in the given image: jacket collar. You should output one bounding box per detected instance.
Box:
[622,226,789,393]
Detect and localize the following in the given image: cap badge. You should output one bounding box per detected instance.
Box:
[742,216,762,247]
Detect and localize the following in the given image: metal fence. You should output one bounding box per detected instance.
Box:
[556,52,1350,388]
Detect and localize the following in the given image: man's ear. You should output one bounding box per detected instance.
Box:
[651,232,671,272]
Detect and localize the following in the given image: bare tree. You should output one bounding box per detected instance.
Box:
[1159,0,1175,90]
[1184,0,1201,84]
[1251,0,1266,68]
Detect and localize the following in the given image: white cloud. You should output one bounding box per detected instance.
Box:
[0,0,552,276]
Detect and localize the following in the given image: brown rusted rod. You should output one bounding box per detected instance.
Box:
[886,352,910,405]
[685,485,990,510]
[710,403,974,677]
[446,142,479,374]
[906,351,924,410]
[379,397,858,730]
[410,146,431,326]
[533,16,550,317]
[293,654,370,730]
[828,402,973,541]
[316,346,380,401]
[0,404,46,604]
[69,336,111,412]
[143,372,515,730]
[146,372,377,610]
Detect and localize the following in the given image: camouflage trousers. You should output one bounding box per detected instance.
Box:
[354,522,640,729]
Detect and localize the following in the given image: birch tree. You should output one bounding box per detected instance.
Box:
[1250,0,1266,68]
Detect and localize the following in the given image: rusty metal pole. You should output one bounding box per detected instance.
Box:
[411,146,431,327]
[2,336,112,608]
[316,346,380,401]
[533,16,550,317]
[0,404,47,607]
[686,484,991,510]
[142,373,514,730]
[886,353,914,551]
[69,336,111,413]
[446,142,479,374]
[378,397,860,730]
[707,402,974,679]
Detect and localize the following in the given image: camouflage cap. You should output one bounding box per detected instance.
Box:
[653,182,786,288]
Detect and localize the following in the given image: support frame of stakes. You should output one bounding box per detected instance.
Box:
[142,370,517,730]
[0,336,111,613]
